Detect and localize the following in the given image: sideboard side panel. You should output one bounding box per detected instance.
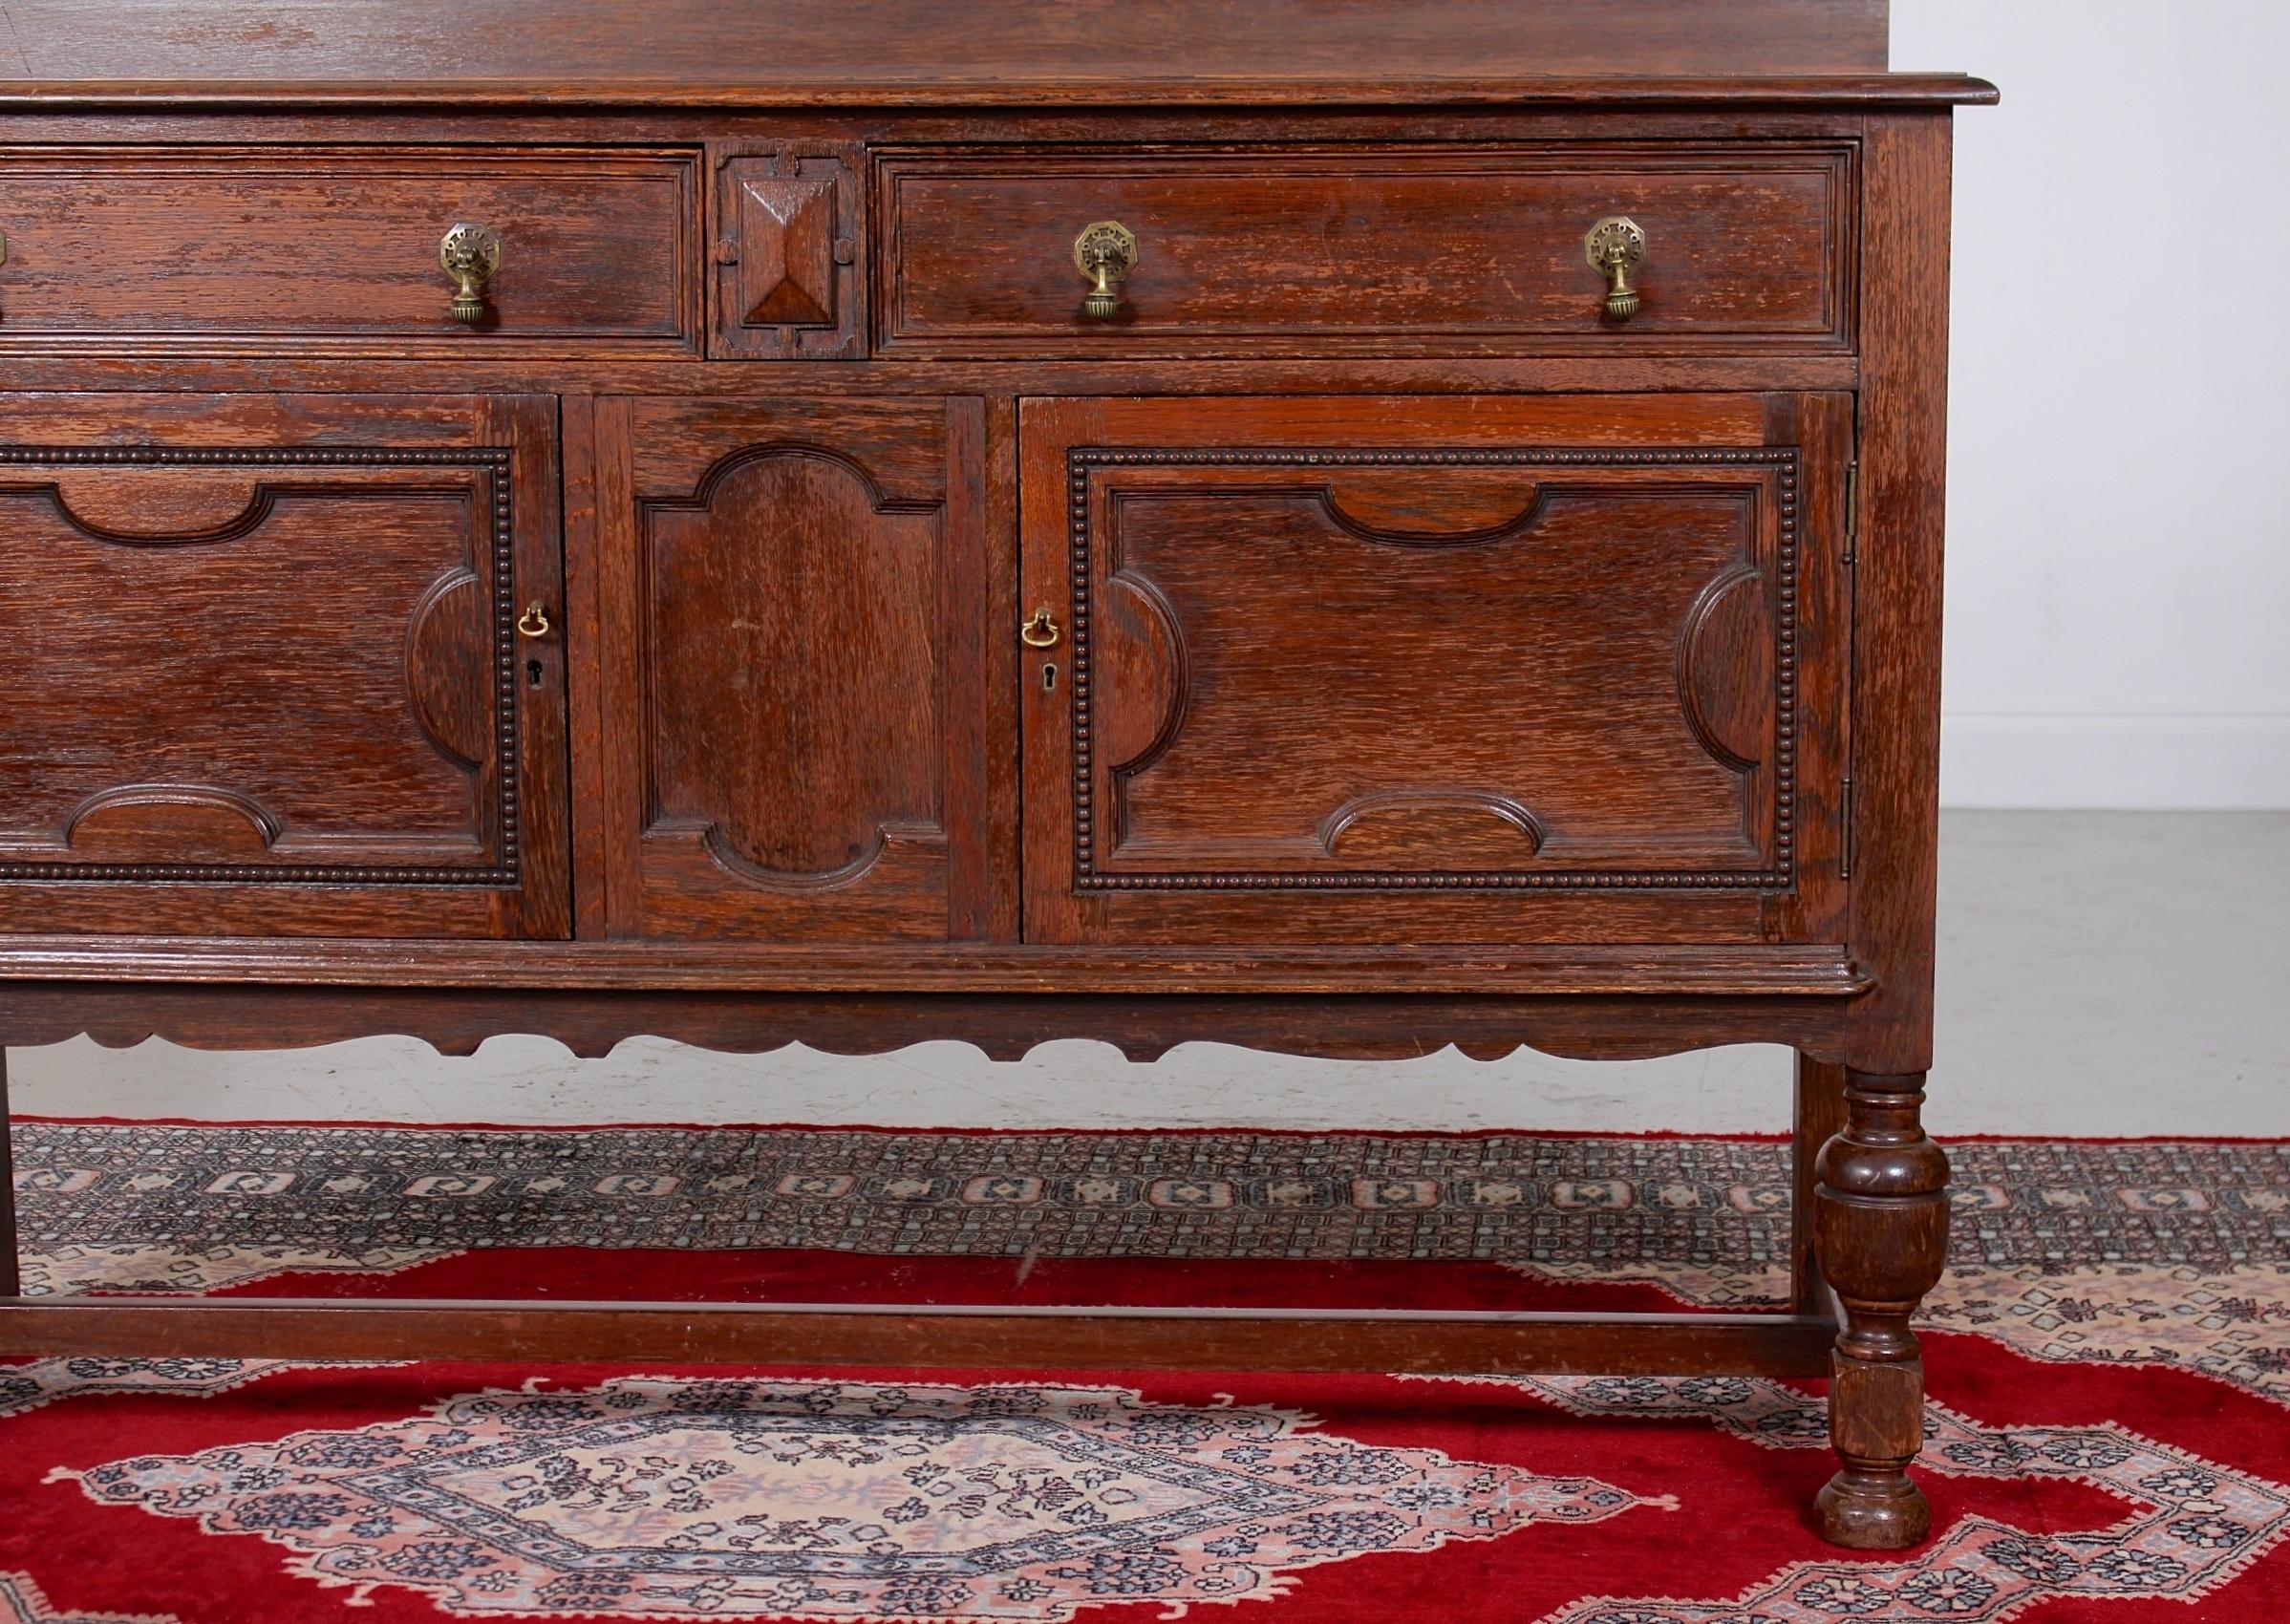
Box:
[1843,111,1954,1074]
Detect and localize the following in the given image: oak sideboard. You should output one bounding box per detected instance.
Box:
[0,0,1993,1549]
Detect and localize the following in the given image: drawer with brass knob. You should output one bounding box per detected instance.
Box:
[877,144,1852,357]
[0,147,700,354]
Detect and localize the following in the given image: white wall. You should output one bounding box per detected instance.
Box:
[1895,0,2290,808]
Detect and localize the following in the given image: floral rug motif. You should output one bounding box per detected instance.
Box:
[18,1244,447,1298]
[1517,1258,2290,1413]
[19,1124,2280,1288]
[1455,1374,2290,1623]
[58,1375,1652,1620]
[5,1123,2288,1621]
[0,1355,327,1421]
[1922,1261,2290,1408]
[0,1571,176,1624]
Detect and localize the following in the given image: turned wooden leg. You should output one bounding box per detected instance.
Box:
[0,1049,17,1297]
[1812,1066,1949,1549]
[1791,1054,1848,1314]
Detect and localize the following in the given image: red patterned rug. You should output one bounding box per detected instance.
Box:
[5,1122,2287,1622]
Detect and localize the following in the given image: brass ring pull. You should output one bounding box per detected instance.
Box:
[1072,220,1139,321]
[1584,215,1647,323]
[517,600,552,639]
[1019,607,1061,649]
[439,222,503,326]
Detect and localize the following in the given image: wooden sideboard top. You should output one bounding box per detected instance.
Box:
[0,0,1996,108]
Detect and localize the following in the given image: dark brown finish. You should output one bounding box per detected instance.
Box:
[0,2,1942,102]
[0,79,2000,115]
[1792,1052,1850,1314]
[0,983,1857,1066]
[0,1297,1838,1376]
[0,1,1984,1553]
[0,943,1870,998]
[560,393,613,942]
[1789,113,1960,1535]
[1813,1068,1951,1546]
[1020,394,1851,947]
[883,146,1853,358]
[0,148,700,356]
[1847,111,1958,1077]
[712,146,866,360]
[595,396,989,941]
[0,393,568,938]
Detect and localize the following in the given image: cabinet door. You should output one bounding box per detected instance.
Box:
[0,394,567,937]
[595,397,988,940]
[1021,394,1851,947]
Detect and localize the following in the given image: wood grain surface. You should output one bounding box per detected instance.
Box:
[882,145,1853,357]
[0,393,567,938]
[0,149,699,353]
[595,395,987,942]
[0,1296,1839,1377]
[1019,394,1851,947]
[0,13,1986,1537]
[0,1,1957,105]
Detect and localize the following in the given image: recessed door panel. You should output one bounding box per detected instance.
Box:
[597,396,989,941]
[0,393,568,937]
[1020,394,1851,946]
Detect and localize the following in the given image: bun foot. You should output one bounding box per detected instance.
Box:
[1816,1466,1931,1549]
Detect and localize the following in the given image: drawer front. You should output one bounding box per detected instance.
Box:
[1021,394,1851,947]
[0,148,699,353]
[883,146,1851,356]
[0,393,568,938]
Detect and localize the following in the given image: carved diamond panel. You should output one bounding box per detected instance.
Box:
[711,150,863,359]
[734,176,835,326]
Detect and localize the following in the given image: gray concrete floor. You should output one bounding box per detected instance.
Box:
[11,812,2285,1138]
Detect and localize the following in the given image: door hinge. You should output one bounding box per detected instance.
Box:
[1839,776,1855,879]
[1843,460,1859,564]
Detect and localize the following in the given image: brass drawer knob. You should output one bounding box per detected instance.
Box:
[1584,215,1647,322]
[1072,220,1139,320]
[1019,606,1062,648]
[439,222,503,326]
[516,599,552,638]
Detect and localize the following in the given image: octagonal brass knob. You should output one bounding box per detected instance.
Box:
[1072,220,1139,321]
[1584,215,1647,322]
[439,222,503,326]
